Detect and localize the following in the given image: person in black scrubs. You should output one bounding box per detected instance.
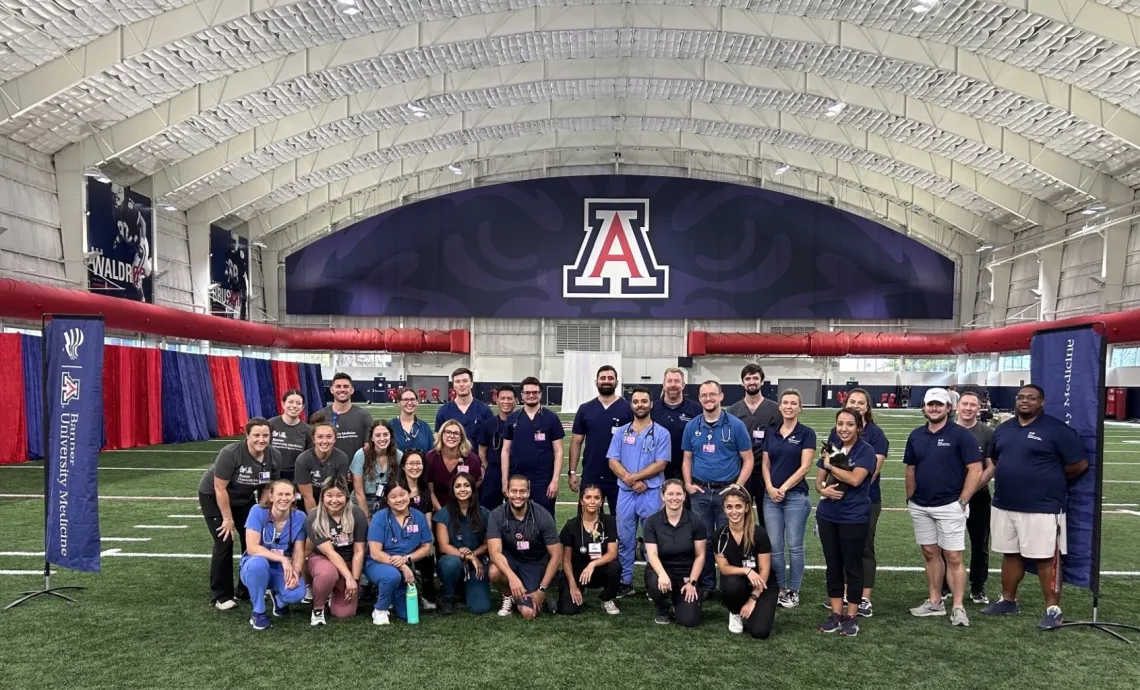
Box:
[727,364,781,526]
[715,487,778,639]
[557,484,621,615]
[643,478,707,627]
[197,417,280,609]
[478,385,517,511]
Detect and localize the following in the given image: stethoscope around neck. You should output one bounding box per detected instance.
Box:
[578,513,606,554]
[622,423,657,452]
[386,510,413,545]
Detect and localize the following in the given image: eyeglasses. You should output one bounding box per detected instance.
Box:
[400,398,417,403]
[442,430,461,437]
[523,390,541,396]
[698,393,719,400]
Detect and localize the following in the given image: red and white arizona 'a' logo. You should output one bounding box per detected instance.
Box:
[563,199,669,299]
[61,372,81,406]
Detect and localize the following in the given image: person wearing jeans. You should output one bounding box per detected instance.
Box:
[433,473,492,615]
[681,380,754,594]
[760,389,817,608]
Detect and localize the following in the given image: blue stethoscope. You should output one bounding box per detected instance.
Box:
[400,418,422,446]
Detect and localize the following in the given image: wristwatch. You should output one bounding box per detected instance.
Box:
[749,593,762,602]
[568,471,577,476]
[538,584,548,593]
[958,499,968,509]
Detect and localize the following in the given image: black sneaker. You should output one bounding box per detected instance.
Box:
[840,615,860,637]
[439,597,456,616]
[970,590,990,605]
[654,613,672,625]
[819,612,843,633]
[700,589,715,603]
[857,598,873,618]
[615,583,635,600]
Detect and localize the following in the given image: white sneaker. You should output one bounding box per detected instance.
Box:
[214,599,237,611]
[497,596,514,617]
[302,585,313,604]
[728,613,744,634]
[421,598,437,611]
[310,609,327,627]
[601,599,620,616]
[372,609,390,626]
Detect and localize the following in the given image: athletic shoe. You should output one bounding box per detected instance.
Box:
[823,597,849,610]
[615,583,636,600]
[782,590,800,608]
[777,590,793,608]
[819,612,843,633]
[700,588,715,603]
[951,606,970,627]
[310,609,326,627]
[235,589,251,602]
[910,599,946,617]
[371,609,390,626]
[249,611,271,630]
[857,598,873,618]
[214,599,237,611]
[728,613,744,634]
[840,615,860,637]
[601,600,620,616]
[497,596,514,617]
[269,592,288,618]
[654,612,672,625]
[439,597,456,616]
[971,591,990,605]
[982,599,1022,616]
[421,598,437,611]
[302,585,313,604]
[1037,606,1064,631]
[941,590,951,601]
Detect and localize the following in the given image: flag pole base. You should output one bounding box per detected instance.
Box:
[1052,620,1140,644]
[5,586,84,610]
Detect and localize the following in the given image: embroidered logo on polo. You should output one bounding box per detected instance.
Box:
[563,199,669,299]
[937,439,952,447]
[1027,432,1043,441]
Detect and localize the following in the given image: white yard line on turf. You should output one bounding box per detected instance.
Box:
[133,525,187,529]
[0,570,42,575]
[167,514,201,518]
[101,537,151,542]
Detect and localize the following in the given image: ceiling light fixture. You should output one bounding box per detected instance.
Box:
[95,175,110,184]
[163,204,177,212]
[449,163,463,175]
[1030,288,1043,297]
[343,6,360,14]
[911,0,938,13]
[336,0,357,4]
[1081,203,1107,215]
[774,163,790,175]
[252,240,268,249]
[825,102,846,117]
[976,243,993,252]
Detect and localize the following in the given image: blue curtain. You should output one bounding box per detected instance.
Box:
[192,354,219,438]
[161,351,219,443]
[21,334,43,460]
[238,357,263,419]
[255,359,277,420]
[300,363,324,417]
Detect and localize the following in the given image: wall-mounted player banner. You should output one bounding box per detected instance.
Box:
[85,178,154,303]
[210,227,249,320]
[1030,324,1104,591]
[284,175,955,319]
[46,316,105,573]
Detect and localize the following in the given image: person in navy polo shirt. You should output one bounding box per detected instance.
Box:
[682,380,753,595]
[501,377,565,516]
[652,367,701,480]
[982,384,1087,631]
[903,388,983,628]
[815,408,876,638]
[435,367,494,447]
[478,385,517,511]
[569,365,633,514]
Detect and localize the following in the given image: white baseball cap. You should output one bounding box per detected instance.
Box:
[924,388,951,405]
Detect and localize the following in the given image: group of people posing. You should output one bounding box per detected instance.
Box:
[197,367,1086,638]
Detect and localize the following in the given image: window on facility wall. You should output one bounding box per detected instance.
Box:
[837,357,900,372]
[903,358,957,373]
[334,353,393,368]
[965,358,991,373]
[1111,346,1140,368]
[211,346,243,357]
[999,354,1031,371]
[281,352,333,366]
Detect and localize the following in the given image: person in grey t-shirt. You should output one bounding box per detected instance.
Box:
[269,389,312,480]
[321,373,375,459]
[947,390,995,603]
[728,363,781,522]
[295,413,352,512]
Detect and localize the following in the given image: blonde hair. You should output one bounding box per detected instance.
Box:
[780,388,801,403]
[433,419,473,458]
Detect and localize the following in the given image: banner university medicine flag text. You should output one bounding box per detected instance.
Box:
[46,317,105,572]
[1030,324,1103,590]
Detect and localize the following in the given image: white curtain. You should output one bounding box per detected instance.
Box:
[561,351,623,414]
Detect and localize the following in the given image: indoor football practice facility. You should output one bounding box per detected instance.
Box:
[4,1,1140,688]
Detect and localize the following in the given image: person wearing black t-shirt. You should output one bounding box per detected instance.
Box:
[715,487,778,639]
[558,485,621,615]
[643,478,707,627]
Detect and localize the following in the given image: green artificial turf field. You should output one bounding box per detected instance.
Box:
[2,406,1140,689]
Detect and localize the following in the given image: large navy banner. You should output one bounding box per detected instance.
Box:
[210,227,249,320]
[45,316,105,573]
[285,175,954,319]
[86,178,154,303]
[1030,325,1104,590]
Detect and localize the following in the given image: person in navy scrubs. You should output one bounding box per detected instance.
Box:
[815,409,876,638]
[982,384,1087,631]
[652,367,701,481]
[478,385,517,511]
[435,367,494,445]
[501,377,565,516]
[393,387,434,454]
[569,365,632,514]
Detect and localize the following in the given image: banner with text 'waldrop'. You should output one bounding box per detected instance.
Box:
[86,178,154,303]
[285,175,955,320]
[46,317,105,573]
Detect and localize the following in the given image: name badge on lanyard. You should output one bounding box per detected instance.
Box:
[407,524,419,534]
[702,443,716,453]
[517,539,530,551]
[623,434,637,446]
[743,556,757,570]
[458,464,470,474]
[588,542,602,560]
[534,432,546,442]
[752,429,765,440]
[258,470,271,483]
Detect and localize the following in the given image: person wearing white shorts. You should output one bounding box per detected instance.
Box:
[903,389,982,627]
[981,385,1087,631]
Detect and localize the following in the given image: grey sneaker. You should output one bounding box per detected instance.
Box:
[819,612,843,633]
[840,615,860,637]
[982,599,1022,616]
[951,606,970,627]
[1037,606,1064,631]
[857,598,873,618]
[910,599,947,617]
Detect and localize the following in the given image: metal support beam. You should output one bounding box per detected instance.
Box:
[989,262,1013,327]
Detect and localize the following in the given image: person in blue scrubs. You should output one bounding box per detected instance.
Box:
[569,365,632,514]
[239,479,307,630]
[682,380,754,595]
[760,389,817,609]
[363,479,434,625]
[652,367,701,480]
[501,377,565,517]
[393,387,434,454]
[825,388,888,618]
[606,386,670,599]
[434,472,492,615]
[435,367,494,445]
[478,385,517,511]
[815,409,876,638]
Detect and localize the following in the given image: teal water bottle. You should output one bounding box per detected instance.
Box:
[405,582,420,624]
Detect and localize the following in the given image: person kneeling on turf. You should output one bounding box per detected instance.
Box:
[240,479,307,631]
[305,476,366,626]
[643,479,706,627]
[558,484,621,615]
[434,472,493,615]
[363,479,434,625]
[715,487,778,639]
[487,475,561,620]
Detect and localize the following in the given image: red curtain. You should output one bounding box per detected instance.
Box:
[0,334,27,464]
[207,355,249,436]
[269,360,302,415]
[103,345,162,450]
